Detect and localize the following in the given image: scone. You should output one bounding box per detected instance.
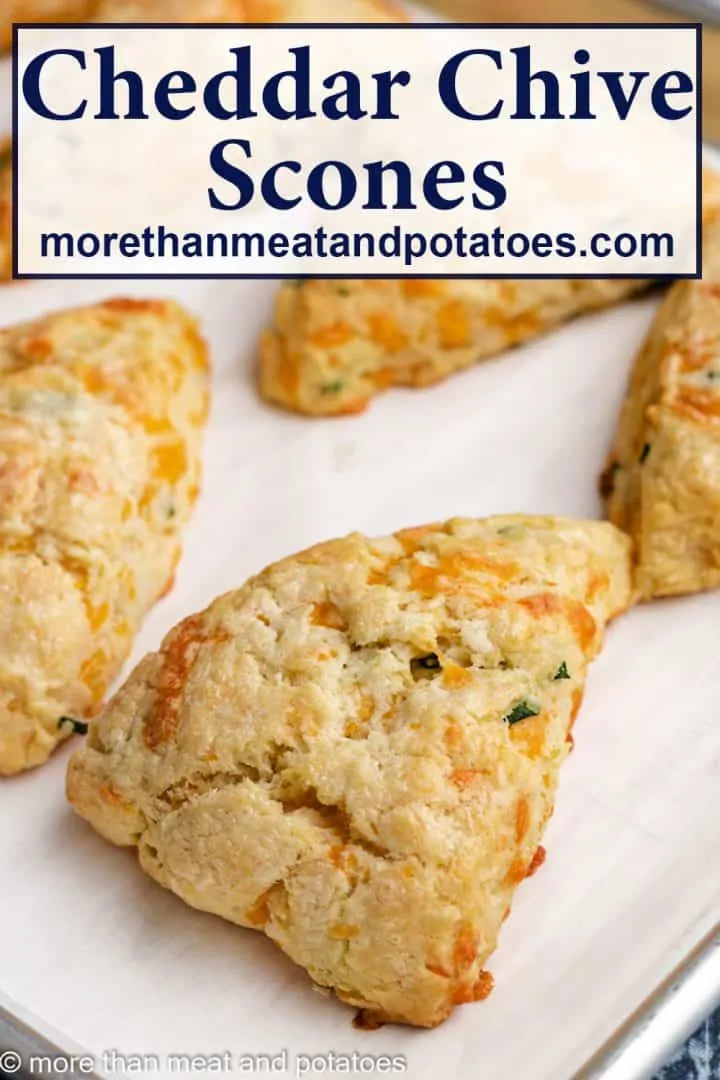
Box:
[259,173,720,417]
[602,213,720,598]
[259,278,650,416]
[0,298,210,775]
[1,1,95,51]
[93,0,406,22]
[68,515,632,1028]
[0,139,11,282]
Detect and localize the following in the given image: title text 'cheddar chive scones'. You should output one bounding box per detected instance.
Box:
[259,278,651,416]
[603,215,720,599]
[0,1,95,53]
[0,140,11,283]
[68,516,631,1028]
[0,299,209,775]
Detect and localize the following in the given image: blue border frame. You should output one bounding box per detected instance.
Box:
[11,21,703,282]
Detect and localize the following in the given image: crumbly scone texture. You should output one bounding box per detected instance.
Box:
[68,515,632,1028]
[259,278,649,416]
[0,299,210,775]
[603,207,720,598]
[92,0,405,22]
[0,1,95,52]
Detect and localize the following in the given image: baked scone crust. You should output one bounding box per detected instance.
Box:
[0,299,209,774]
[603,203,720,598]
[68,515,631,1028]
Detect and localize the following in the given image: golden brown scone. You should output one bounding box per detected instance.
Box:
[68,515,631,1028]
[93,0,406,22]
[259,171,720,417]
[259,278,650,416]
[0,1,96,52]
[0,299,210,775]
[602,211,720,598]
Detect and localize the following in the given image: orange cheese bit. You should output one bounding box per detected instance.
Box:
[367,312,409,355]
[437,300,472,349]
[515,796,530,843]
[310,322,355,350]
[151,439,189,485]
[310,601,348,631]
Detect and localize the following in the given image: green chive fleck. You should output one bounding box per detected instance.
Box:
[503,700,541,726]
[410,653,442,680]
[320,380,344,395]
[553,662,570,681]
[58,716,89,736]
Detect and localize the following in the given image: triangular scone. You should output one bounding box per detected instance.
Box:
[0,2,95,52]
[259,172,720,417]
[68,516,631,1028]
[603,215,720,598]
[259,278,649,416]
[0,299,209,775]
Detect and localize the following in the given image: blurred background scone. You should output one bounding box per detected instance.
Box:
[93,0,406,22]
[259,278,649,416]
[603,212,720,599]
[0,298,209,775]
[68,515,631,1028]
[0,2,94,53]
